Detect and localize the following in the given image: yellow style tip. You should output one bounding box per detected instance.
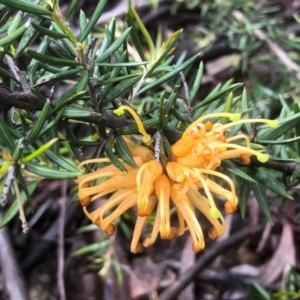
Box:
[267,119,279,127]
[142,134,151,144]
[113,107,124,116]
[229,113,241,122]
[257,153,269,163]
[209,207,222,219]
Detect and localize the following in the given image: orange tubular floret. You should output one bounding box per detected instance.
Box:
[131,216,147,253]
[155,174,172,239]
[240,153,251,165]
[187,188,226,239]
[166,161,186,183]
[143,207,161,247]
[123,136,155,162]
[136,160,163,215]
[79,172,137,201]
[97,188,137,223]
[171,184,205,252]
[171,135,196,157]
[224,200,236,214]
[182,113,241,139]
[101,193,138,232]
[175,153,205,169]
[79,182,91,206]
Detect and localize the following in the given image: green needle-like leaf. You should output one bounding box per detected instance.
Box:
[79,0,107,43]
[105,143,127,173]
[31,22,68,38]
[138,54,199,94]
[25,162,79,179]
[252,181,272,222]
[0,0,52,15]
[95,27,132,64]
[114,135,138,169]
[26,49,80,67]
[130,6,156,61]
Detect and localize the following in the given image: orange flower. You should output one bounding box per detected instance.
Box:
[78,110,278,253]
[172,113,278,169]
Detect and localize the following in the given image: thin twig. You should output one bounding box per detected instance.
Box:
[14,177,28,233]
[158,225,263,300]
[250,156,300,176]
[0,224,29,300]
[57,180,68,300]
[0,165,15,206]
[1,92,299,176]
[154,130,161,161]
[4,54,31,92]
[1,55,299,177]
[21,203,80,273]
[1,55,45,110]
[179,70,192,122]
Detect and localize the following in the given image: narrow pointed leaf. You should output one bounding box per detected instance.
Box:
[239,178,251,219]
[79,0,107,42]
[130,7,155,61]
[114,135,138,169]
[25,162,79,179]
[255,169,293,200]
[95,27,132,64]
[31,22,68,38]
[0,0,52,15]
[138,54,199,94]
[0,24,28,47]
[104,144,127,173]
[190,61,203,103]
[252,181,272,222]
[26,49,80,67]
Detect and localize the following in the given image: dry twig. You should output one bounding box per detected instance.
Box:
[159,225,263,300]
[0,225,29,300]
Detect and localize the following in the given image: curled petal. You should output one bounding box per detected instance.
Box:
[186,168,221,218]
[136,160,163,214]
[171,135,196,157]
[79,182,91,206]
[183,112,241,139]
[131,216,147,253]
[104,223,116,236]
[143,206,161,248]
[98,188,137,224]
[102,193,138,232]
[166,161,186,182]
[79,171,137,201]
[123,136,155,162]
[175,153,205,169]
[155,174,171,239]
[198,168,238,209]
[214,143,269,163]
[187,188,226,239]
[224,200,236,214]
[171,184,205,252]
[239,153,251,165]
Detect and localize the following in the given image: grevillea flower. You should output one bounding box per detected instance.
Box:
[78,108,278,253]
[172,112,278,169]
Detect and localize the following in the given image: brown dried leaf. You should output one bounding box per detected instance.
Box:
[258,224,296,286]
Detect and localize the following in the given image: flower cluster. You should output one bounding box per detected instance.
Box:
[78,107,278,253]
